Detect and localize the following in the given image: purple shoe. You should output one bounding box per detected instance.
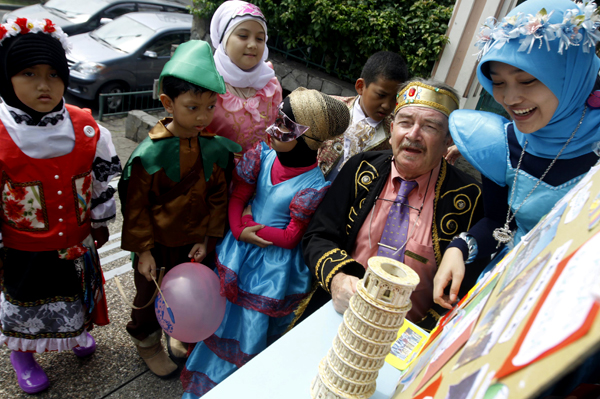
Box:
[10,351,50,394]
[72,332,96,358]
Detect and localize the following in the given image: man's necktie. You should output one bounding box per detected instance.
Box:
[377,179,418,262]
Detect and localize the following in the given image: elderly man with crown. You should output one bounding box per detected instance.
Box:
[302,78,485,330]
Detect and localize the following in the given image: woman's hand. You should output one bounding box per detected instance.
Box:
[239,225,273,248]
[433,247,466,309]
[138,250,157,282]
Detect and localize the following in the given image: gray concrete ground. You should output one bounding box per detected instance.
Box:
[0,116,185,399]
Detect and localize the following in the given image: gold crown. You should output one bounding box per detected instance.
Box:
[395,82,459,117]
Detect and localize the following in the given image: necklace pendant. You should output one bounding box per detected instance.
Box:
[493,225,513,245]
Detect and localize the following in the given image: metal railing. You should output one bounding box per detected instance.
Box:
[98,90,163,120]
[268,35,354,82]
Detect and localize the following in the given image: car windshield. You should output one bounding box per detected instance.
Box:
[43,0,105,23]
[91,16,155,54]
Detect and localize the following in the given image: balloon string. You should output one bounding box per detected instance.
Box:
[114,267,166,310]
[152,273,175,324]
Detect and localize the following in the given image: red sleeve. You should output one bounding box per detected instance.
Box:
[237,206,307,249]
[241,214,255,226]
[228,173,256,239]
[254,218,309,250]
[229,143,263,239]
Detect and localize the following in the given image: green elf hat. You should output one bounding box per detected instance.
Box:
[159,40,226,94]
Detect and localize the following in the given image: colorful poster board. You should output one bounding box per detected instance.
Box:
[386,320,430,371]
[391,164,600,399]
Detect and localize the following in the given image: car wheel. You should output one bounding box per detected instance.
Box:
[99,82,127,112]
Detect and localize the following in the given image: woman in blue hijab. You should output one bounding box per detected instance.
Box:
[434,0,600,307]
[433,1,600,393]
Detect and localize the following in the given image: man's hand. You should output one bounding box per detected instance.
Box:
[91,226,109,249]
[138,250,157,282]
[433,247,465,309]
[239,225,273,248]
[331,272,359,314]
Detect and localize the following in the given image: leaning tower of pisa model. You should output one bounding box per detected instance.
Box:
[311,256,420,399]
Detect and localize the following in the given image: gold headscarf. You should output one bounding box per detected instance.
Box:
[288,87,350,150]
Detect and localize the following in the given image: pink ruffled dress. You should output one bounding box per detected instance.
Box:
[207,77,282,156]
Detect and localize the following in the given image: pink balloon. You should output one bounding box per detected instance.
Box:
[155,262,226,343]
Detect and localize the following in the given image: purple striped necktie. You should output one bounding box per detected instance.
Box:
[377,179,418,262]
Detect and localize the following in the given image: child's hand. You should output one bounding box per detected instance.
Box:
[91,226,109,249]
[239,225,273,248]
[242,204,252,217]
[138,251,157,282]
[444,145,462,165]
[189,240,208,263]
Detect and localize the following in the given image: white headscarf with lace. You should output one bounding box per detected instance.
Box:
[210,1,274,90]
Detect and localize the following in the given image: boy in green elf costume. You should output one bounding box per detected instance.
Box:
[118,40,241,378]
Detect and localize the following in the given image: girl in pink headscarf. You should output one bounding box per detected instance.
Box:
[208,0,282,157]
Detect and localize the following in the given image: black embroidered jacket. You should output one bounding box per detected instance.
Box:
[302,150,484,327]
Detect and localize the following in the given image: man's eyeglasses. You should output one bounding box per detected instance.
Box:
[367,170,433,253]
[374,196,424,213]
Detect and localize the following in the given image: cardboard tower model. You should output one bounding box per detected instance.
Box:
[311,256,420,399]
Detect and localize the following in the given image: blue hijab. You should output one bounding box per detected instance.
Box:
[477,0,600,159]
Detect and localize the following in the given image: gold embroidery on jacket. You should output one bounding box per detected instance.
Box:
[316,248,346,283]
[354,161,378,197]
[431,161,446,265]
[325,258,356,293]
[315,248,355,292]
[440,184,482,237]
[432,161,482,265]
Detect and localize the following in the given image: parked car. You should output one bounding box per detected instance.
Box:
[66,12,192,110]
[1,0,189,35]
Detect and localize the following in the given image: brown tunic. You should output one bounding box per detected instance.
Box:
[121,120,228,253]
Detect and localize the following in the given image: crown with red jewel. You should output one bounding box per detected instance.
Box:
[0,18,71,53]
[395,81,459,117]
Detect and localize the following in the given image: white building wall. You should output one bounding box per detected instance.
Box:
[432,0,518,110]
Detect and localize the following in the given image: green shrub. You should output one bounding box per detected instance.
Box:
[191,0,453,80]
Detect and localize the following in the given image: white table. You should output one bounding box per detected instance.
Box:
[203,300,403,398]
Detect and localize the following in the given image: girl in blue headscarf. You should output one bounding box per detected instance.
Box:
[434,0,600,307]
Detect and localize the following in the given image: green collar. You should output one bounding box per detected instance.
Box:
[122,135,241,182]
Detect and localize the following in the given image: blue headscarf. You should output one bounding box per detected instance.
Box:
[477,0,600,159]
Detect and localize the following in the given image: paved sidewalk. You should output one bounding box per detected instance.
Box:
[0,115,185,399]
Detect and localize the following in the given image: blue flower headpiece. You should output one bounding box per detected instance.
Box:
[476,1,600,59]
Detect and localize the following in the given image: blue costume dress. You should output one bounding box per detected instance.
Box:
[181,142,329,398]
[446,0,600,395]
[450,111,588,244]
[446,0,600,261]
